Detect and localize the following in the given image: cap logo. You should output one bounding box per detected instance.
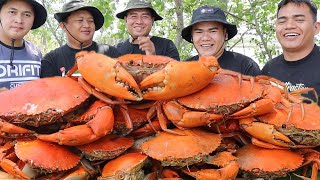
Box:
[200,8,215,14]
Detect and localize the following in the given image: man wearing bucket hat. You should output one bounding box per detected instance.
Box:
[41,0,120,78]
[0,0,47,90]
[115,0,180,60]
[182,5,260,76]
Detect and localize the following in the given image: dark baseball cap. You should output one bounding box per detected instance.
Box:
[116,0,162,21]
[0,0,47,29]
[182,5,238,43]
[54,0,104,30]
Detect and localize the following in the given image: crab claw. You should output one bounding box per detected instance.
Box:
[239,117,296,148]
[76,51,143,101]
[38,101,114,146]
[140,56,220,100]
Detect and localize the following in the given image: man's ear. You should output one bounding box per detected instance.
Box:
[59,22,65,29]
[315,21,320,35]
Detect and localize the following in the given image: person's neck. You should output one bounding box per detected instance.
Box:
[283,44,314,61]
[0,35,23,47]
[67,41,93,50]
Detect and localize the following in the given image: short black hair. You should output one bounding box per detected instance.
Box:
[0,0,8,10]
[277,0,318,22]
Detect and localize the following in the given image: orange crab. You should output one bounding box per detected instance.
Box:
[236,144,319,180]
[76,134,134,161]
[98,152,148,180]
[141,128,239,179]
[0,139,81,179]
[239,101,320,149]
[68,51,220,102]
[159,70,282,130]
[0,78,114,146]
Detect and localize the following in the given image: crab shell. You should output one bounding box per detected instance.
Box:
[176,71,267,115]
[141,128,222,167]
[0,77,90,127]
[258,102,320,146]
[99,152,148,180]
[77,134,134,161]
[15,139,81,173]
[236,144,303,179]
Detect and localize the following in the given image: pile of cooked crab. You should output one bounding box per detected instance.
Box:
[0,52,318,180]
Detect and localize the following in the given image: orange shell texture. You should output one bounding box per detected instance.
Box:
[101,153,147,178]
[15,139,80,173]
[141,128,221,166]
[77,134,134,161]
[177,73,264,113]
[236,144,303,178]
[0,77,90,126]
[117,54,173,64]
[259,103,320,131]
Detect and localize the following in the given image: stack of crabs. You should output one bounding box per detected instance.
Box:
[0,51,319,180]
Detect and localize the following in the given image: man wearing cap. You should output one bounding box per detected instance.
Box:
[116,0,180,60]
[0,0,47,90]
[40,0,120,78]
[182,5,260,76]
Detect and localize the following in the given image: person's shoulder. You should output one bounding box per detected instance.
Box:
[95,42,121,58]
[24,40,42,57]
[227,51,258,64]
[265,54,282,65]
[152,36,173,42]
[115,39,129,47]
[43,44,68,58]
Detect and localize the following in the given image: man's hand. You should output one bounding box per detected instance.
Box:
[137,36,156,55]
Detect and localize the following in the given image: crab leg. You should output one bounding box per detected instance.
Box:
[140,56,219,100]
[0,159,30,179]
[229,99,274,119]
[182,152,239,180]
[38,101,114,146]
[0,120,35,138]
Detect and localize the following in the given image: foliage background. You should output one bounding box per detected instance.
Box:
[27,0,320,65]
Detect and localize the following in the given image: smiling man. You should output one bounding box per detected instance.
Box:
[262,0,320,104]
[182,5,260,76]
[0,0,47,90]
[40,0,120,78]
[115,0,180,60]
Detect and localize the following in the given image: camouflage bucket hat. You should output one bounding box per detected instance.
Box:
[182,5,238,43]
[116,0,163,21]
[0,0,47,29]
[54,0,104,30]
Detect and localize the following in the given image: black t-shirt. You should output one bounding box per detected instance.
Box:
[40,42,120,77]
[116,36,180,60]
[185,50,261,76]
[262,45,320,104]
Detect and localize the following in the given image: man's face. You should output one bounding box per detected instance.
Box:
[0,0,35,42]
[191,21,226,57]
[62,10,95,45]
[124,8,154,39]
[276,2,319,53]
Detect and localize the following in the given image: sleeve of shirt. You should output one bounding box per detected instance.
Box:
[40,53,57,78]
[165,40,180,61]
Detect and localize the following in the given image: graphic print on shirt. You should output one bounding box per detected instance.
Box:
[285,82,308,92]
[0,60,41,89]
